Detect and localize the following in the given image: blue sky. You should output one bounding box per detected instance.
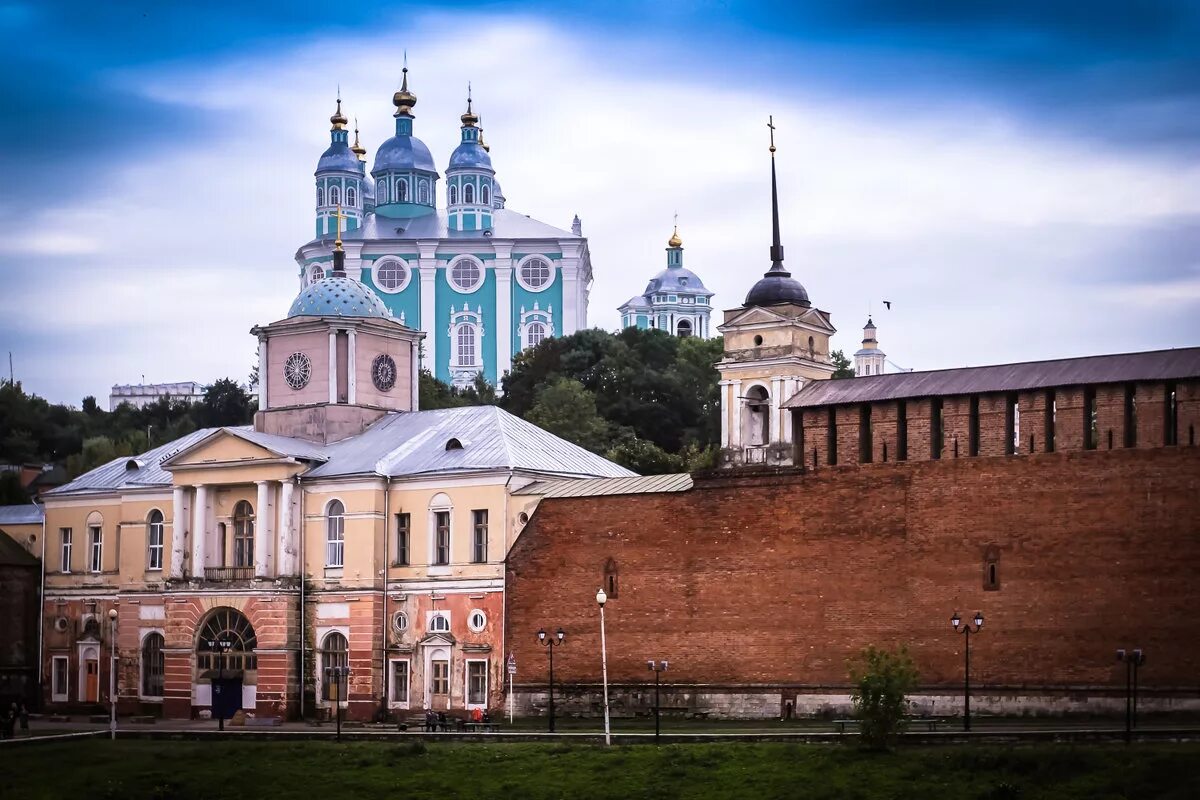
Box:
[2,0,1198,404]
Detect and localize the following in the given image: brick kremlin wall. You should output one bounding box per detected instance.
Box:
[505,446,1200,718]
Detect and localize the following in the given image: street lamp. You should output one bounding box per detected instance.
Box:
[596,588,611,746]
[324,665,351,741]
[208,638,232,731]
[108,609,118,741]
[537,627,566,732]
[1116,648,1146,743]
[647,659,668,741]
[951,611,983,731]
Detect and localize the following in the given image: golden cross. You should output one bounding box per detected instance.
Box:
[768,115,776,154]
[333,204,345,247]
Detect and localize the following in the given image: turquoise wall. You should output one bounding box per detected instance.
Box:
[435,257,498,385]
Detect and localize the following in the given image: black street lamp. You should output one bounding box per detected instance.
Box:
[951,611,983,732]
[207,638,232,732]
[647,660,668,741]
[1116,648,1146,743]
[324,665,351,741]
[537,627,566,732]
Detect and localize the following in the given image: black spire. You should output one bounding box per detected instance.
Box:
[768,115,785,269]
[743,116,811,308]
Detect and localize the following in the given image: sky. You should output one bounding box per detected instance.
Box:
[1,0,1198,405]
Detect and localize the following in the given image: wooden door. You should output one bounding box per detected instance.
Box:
[85,660,99,703]
[430,659,449,711]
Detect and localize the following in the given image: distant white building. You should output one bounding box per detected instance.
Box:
[109,382,206,411]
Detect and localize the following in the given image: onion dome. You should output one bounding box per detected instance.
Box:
[315,97,359,174]
[330,96,348,129]
[643,267,713,297]
[392,66,417,117]
[668,226,682,248]
[351,121,367,160]
[375,133,438,172]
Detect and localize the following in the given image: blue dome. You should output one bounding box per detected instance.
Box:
[448,141,493,171]
[373,134,438,173]
[288,276,393,319]
[315,143,360,174]
[643,267,713,297]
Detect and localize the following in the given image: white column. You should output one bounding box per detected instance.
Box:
[719,380,731,449]
[170,485,187,579]
[347,328,357,405]
[770,375,782,445]
[254,480,272,578]
[561,264,579,334]
[277,480,294,576]
[409,340,419,411]
[191,484,208,578]
[731,379,743,450]
[419,264,438,372]
[257,337,268,411]
[327,330,337,404]
[494,265,513,378]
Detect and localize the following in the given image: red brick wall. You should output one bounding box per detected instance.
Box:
[506,448,1200,702]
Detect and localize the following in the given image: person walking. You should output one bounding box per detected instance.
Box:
[1,703,15,740]
[18,702,30,737]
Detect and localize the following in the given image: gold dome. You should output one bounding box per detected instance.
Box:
[351,121,367,159]
[668,225,683,248]
[330,97,348,129]
[460,84,478,127]
[393,67,417,116]
[479,116,490,152]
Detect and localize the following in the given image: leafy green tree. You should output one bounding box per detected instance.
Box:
[605,437,685,475]
[526,377,611,452]
[418,370,473,410]
[848,645,920,750]
[831,349,855,379]
[82,396,100,415]
[65,436,132,478]
[0,470,28,504]
[194,379,253,428]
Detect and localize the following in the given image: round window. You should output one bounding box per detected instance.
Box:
[391,611,408,634]
[374,259,409,293]
[284,352,312,390]
[753,335,763,346]
[448,259,483,293]
[517,257,552,291]
[468,610,487,632]
[372,354,397,392]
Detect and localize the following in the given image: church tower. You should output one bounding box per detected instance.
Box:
[619,225,714,336]
[716,118,837,468]
[372,66,439,216]
[446,89,495,232]
[854,317,886,376]
[314,96,365,237]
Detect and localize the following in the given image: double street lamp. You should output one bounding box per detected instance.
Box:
[537,627,566,732]
[1116,648,1146,743]
[951,611,983,731]
[324,665,351,741]
[108,609,118,740]
[647,659,668,741]
[207,638,233,731]
[596,589,612,746]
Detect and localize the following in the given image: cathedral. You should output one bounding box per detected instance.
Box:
[618,227,714,337]
[302,70,592,389]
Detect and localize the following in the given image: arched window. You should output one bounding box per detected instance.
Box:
[429,613,450,633]
[808,336,815,354]
[676,319,693,338]
[603,557,619,599]
[310,265,324,284]
[147,510,164,571]
[378,181,388,204]
[347,186,357,207]
[448,184,458,205]
[320,632,349,703]
[316,186,325,206]
[326,500,345,567]
[481,183,490,205]
[196,607,257,672]
[141,633,164,697]
[743,385,770,447]
[397,179,408,202]
[463,183,475,204]
[329,185,341,206]
[232,500,254,569]
[456,323,478,367]
[983,546,1000,591]
[418,180,429,204]
[525,321,546,350]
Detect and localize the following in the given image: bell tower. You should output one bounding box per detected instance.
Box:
[854,318,886,376]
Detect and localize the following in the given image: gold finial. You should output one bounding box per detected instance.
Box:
[767,115,776,154]
[393,62,417,117]
[330,92,348,129]
[333,205,345,250]
[479,115,490,152]
[668,212,682,248]
[460,82,479,127]
[351,117,366,158]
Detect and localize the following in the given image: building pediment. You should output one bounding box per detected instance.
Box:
[419,633,457,647]
[720,306,789,329]
[161,428,327,471]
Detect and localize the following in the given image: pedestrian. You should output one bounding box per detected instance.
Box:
[18,701,29,736]
[1,704,15,740]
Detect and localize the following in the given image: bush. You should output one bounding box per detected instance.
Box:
[848,645,919,750]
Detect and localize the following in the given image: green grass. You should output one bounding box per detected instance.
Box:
[7,740,1200,800]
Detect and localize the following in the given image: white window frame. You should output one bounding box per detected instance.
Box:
[378,180,388,204]
[139,628,165,701]
[514,254,555,292]
[146,509,165,571]
[448,183,458,205]
[428,493,452,569]
[447,305,485,388]
[481,183,490,205]
[51,655,69,702]
[372,257,411,294]
[325,499,345,567]
[418,179,429,205]
[316,626,350,708]
[329,185,341,206]
[347,185,357,207]
[310,265,324,284]
[88,525,103,573]
[60,527,72,574]
[388,657,411,708]
[446,256,485,294]
[427,611,451,634]
[518,303,555,352]
[467,609,487,633]
[316,185,325,206]
[465,658,488,709]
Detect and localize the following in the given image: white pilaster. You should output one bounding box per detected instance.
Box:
[770,375,782,444]
[561,263,579,335]
[191,484,208,577]
[328,330,337,404]
[257,337,268,411]
[347,328,357,404]
[418,251,438,372]
[255,480,272,578]
[494,264,513,377]
[170,485,187,579]
[731,379,743,450]
[719,381,731,449]
[409,340,419,411]
[278,480,294,576]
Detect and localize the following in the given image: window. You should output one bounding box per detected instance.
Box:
[147,510,164,571]
[418,180,429,204]
[141,633,164,697]
[467,660,487,706]
[320,632,349,703]
[448,184,458,205]
[983,546,1000,591]
[455,323,478,367]
[390,660,410,705]
[464,183,475,204]
[471,510,488,563]
[896,401,908,461]
[676,319,693,337]
[329,185,341,206]
[310,265,324,284]
[1124,384,1137,448]
[60,528,72,573]
[1084,387,1098,450]
[826,408,838,466]
[429,613,450,633]
[89,525,103,573]
[326,500,345,567]
[481,183,490,204]
[525,321,546,349]
[378,181,388,204]
[52,656,69,702]
[931,399,944,460]
[431,660,449,695]
[808,336,815,354]
[396,179,409,202]
[233,500,254,568]
[374,258,409,292]
[517,257,552,291]
[468,610,487,632]
[603,557,619,599]
[859,405,873,463]
[196,607,258,671]
[449,258,483,292]
[1044,390,1056,453]
[968,396,980,457]
[744,385,770,447]
[434,510,450,565]
[1164,382,1178,446]
[391,611,408,634]
[347,186,357,207]
[395,513,410,565]
[316,186,325,206]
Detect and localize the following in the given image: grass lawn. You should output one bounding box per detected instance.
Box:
[6,740,1200,800]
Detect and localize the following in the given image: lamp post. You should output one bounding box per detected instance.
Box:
[208,637,232,732]
[951,611,983,732]
[537,627,566,732]
[596,588,611,746]
[108,609,118,741]
[325,665,351,741]
[1116,648,1146,743]
[647,660,668,741]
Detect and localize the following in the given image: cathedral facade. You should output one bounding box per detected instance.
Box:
[301,71,592,389]
[618,228,714,338]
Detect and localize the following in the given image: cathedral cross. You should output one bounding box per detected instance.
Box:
[767,115,776,154]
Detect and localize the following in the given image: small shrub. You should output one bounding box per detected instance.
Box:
[848,645,920,750]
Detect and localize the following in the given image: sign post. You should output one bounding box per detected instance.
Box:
[507,653,517,725]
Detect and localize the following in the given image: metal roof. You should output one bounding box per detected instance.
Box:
[317,208,578,244]
[0,503,44,525]
[47,427,221,496]
[784,346,1200,408]
[512,473,693,498]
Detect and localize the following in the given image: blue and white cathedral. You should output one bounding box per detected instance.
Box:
[619,227,713,337]
[297,70,592,388]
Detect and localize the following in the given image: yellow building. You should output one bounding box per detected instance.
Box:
[39,236,631,722]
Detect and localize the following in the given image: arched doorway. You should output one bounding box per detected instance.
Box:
[742,385,770,447]
[676,319,693,338]
[195,607,258,719]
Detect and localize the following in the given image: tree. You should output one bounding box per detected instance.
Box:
[848,645,920,750]
[831,349,855,379]
[605,437,685,475]
[194,379,253,428]
[0,470,28,504]
[82,396,100,415]
[525,378,611,453]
